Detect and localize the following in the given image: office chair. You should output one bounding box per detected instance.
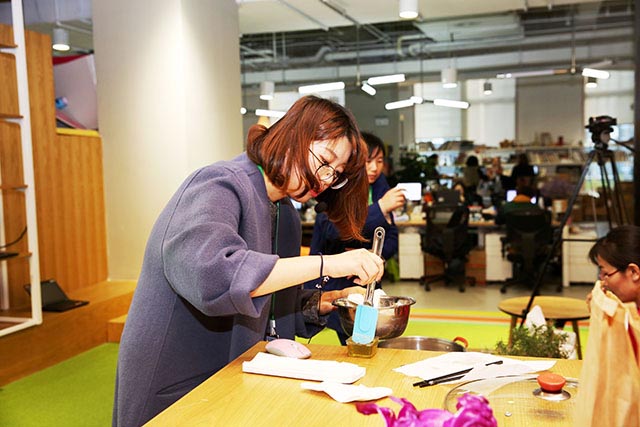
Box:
[419,204,476,293]
[499,209,553,294]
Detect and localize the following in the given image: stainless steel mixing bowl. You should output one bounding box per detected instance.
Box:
[332,295,416,340]
[379,336,466,352]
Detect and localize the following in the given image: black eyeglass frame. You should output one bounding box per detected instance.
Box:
[308,149,348,190]
[599,267,621,280]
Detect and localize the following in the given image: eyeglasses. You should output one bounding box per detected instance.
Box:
[309,149,348,190]
[599,268,620,280]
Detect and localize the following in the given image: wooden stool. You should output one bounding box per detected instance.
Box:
[498,296,590,359]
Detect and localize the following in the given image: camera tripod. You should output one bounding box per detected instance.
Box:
[519,124,634,325]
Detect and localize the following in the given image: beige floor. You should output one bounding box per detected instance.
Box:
[383,278,593,312]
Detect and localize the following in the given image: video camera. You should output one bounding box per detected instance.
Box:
[586,115,616,144]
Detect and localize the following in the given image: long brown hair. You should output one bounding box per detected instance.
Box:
[247,96,368,241]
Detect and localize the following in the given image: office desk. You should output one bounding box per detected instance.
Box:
[146,342,583,426]
[396,218,498,279]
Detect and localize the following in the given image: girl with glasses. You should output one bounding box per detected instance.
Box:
[113,96,384,426]
[588,225,640,308]
[305,131,406,345]
[578,226,640,426]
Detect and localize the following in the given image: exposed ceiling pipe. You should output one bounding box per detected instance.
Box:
[326,46,398,62]
[396,33,434,57]
[242,39,633,86]
[240,45,273,61]
[243,45,334,66]
[243,26,631,68]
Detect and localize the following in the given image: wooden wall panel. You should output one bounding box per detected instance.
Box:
[0,25,108,309]
[0,121,29,307]
[36,132,109,291]
[25,30,108,294]
[0,23,13,47]
[0,53,19,117]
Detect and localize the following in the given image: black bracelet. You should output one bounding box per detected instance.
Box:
[316,253,330,289]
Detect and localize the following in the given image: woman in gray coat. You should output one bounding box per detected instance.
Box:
[113,96,383,426]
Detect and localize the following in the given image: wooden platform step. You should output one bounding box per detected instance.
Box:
[107,314,127,343]
[0,280,136,386]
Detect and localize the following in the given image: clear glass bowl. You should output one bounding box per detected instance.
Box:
[444,375,579,426]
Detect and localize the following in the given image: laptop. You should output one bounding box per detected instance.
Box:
[0,251,18,260]
[24,279,89,312]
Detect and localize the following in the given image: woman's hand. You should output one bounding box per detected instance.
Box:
[378,187,406,215]
[323,249,384,287]
[318,286,365,315]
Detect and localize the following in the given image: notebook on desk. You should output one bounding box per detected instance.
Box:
[24,279,89,312]
[0,251,18,260]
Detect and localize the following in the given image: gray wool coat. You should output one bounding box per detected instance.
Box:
[113,153,323,427]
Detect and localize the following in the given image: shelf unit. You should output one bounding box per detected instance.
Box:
[416,144,634,182]
[0,0,42,336]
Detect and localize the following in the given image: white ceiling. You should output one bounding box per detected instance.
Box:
[237,0,604,34]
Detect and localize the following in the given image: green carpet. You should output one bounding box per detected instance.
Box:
[0,343,119,427]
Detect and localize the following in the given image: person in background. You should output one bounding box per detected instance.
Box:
[481,157,507,207]
[113,96,385,427]
[458,156,485,207]
[495,185,543,225]
[306,131,405,344]
[426,153,441,180]
[510,153,537,191]
[539,172,575,209]
[452,179,481,207]
[461,155,486,196]
[587,225,640,310]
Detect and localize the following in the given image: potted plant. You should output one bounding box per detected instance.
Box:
[494,324,570,359]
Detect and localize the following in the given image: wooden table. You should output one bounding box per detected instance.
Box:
[145,342,583,426]
[498,296,590,359]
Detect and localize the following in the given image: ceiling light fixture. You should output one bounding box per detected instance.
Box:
[582,68,610,79]
[433,98,470,109]
[259,81,275,100]
[240,107,247,115]
[441,68,458,88]
[298,81,345,94]
[585,76,598,88]
[398,0,419,19]
[255,108,286,118]
[483,82,493,95]
[52,27,70,51]
[367,73,405,86]
[385,98,417,110]
[385,96,423,110]
[385,96,469,110]
[496,69,556,79]
[361,82,376,96]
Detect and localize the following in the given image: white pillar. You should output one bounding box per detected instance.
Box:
[92,0,243,279]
